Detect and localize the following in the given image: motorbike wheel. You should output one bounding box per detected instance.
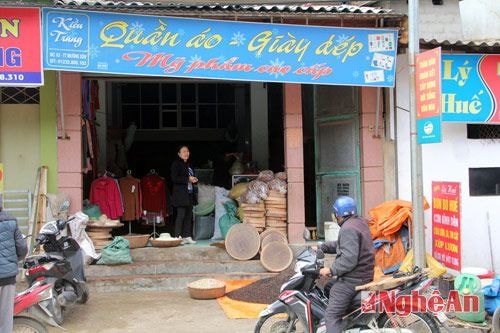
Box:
[493,306,500,333]
[77,283,89,304]
[379,312,439,333]
[13,316,48,333]
[254,312,306,333]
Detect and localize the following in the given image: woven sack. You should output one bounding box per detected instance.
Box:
[97,236,132,265]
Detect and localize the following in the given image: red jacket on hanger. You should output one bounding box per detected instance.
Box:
[140,172,167,217]
[89,176,123,220]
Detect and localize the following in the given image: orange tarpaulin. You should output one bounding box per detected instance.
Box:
[369,199,429,275]
[369,199,429,239]
[217,280,268,319]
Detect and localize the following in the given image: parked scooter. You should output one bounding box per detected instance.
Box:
[23,217,89,324]
[14,281,61,333]
[255,246,440,333]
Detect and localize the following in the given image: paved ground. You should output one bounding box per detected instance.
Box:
[48,291,256,333]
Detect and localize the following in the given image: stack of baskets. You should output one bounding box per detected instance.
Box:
[240,202,266,232]
[264,190,287,235]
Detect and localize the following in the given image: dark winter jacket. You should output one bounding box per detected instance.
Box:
[0,210,28,286]
[170,158,196,207]
[321,215,374,284]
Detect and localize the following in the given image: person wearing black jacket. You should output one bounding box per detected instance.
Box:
[319,196,375,333]
[170,145,198,244]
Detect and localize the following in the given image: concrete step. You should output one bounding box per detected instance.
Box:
[86,259,268,277]
[87,272,278,292]
[130,246,234,262]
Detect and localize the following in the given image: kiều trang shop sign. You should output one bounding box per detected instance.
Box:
[0,7,43,86]
[441,54,500,123]
[42,8,398,87]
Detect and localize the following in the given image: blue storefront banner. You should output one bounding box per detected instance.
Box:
[442,54,500,123]
[42,8,398,87]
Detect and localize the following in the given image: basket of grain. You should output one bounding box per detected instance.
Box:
[187,278,226,299]
[122,234,150,249]
[150,233,182,247]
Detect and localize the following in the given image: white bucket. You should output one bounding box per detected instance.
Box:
[324,221,340,242]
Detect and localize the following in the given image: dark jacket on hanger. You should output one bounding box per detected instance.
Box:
[170,158,196,207]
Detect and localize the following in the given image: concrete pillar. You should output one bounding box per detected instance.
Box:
[57,72,83,213]
[283,84,305,244]
[359,87,385,217]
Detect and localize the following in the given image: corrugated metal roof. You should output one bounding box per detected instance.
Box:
[52,0,396,15]
[420,38,500,52]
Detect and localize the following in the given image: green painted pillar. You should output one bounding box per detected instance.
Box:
[39,71,58,193]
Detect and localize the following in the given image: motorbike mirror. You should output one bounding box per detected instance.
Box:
[23,234,32,240]
[56,219,66,230]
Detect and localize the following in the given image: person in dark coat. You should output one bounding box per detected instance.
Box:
[0,206,28,333]
[170,145,198,244]
[319,196,375,333]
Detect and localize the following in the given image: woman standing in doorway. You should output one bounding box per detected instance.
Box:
[171,145,198,244]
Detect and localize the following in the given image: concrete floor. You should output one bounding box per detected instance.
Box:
[48,291,256,333]
[46,291,489,333]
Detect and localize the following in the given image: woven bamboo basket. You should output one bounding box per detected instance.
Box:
[187,279,226,299]
[150,238,182,247]
[122,234,150,249]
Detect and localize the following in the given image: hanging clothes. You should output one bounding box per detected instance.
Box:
[140,171,167,217]
[89,175,123,220]
[119,173,142,221]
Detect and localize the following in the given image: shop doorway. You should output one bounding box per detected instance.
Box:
[305,85,361,238]
[81,78,284,237]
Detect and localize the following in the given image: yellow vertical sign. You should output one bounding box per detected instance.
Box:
[0,163,3,193]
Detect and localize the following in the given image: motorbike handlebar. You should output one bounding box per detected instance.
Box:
[56,216,76,230]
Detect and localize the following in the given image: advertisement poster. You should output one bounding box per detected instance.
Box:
[416,48,441,144]
[442,54,500,123]
[0,7,43,86]
[42,8,398,87]
[432,181,461,271]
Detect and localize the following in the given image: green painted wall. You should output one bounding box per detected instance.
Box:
[39,71,58,192]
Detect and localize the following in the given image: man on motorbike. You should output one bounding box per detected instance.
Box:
[0,205,28,333]
[319,196,375,333]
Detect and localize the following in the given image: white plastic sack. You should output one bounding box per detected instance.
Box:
[197,184,215,205]
[68,211,100,263]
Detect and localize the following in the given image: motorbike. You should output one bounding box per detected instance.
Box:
[23,217,89,324]
[14,281,62,333]
[255,246,440,333]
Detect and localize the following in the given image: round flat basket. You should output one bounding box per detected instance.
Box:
[150,238,182,247]
[259,228,287,241]
[187,279,226,299]
[122,234,150,249]
[225,224,260,261]
[261,232,287,250]
[260,241,293,273]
